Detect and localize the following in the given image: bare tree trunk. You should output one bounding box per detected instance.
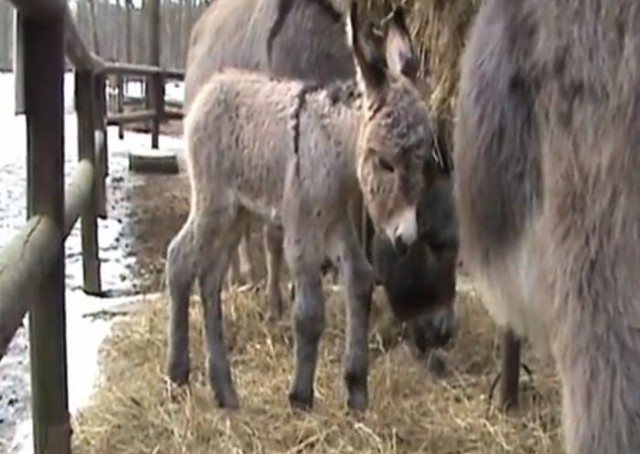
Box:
[0,2,13,70]
[87,0,101,55]
[114,0,121,60]
[184,0,193,67]
[125,0,132,62]
[176,0,184,68]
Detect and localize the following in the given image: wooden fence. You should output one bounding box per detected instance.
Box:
[0,0,184,452]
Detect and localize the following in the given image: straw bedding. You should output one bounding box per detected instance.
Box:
[72,279,564,453]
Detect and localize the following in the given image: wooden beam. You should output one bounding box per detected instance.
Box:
[0,216,58,360]
[102,61,184,78]
[64,5,104,72]
[164,107,183,120]
[93,73,108,219]
[162,68,185,80]
[121,97,183,110]
[63,160,95,238]
[117,74,125,139]
[75,69,102,295]
[106,109,157,125]
[104,62,160,76]
[0,159,98,361]
[12,9,24,114]
[4,0,65,21]
[8,0,104,72]
[20,10,71,453]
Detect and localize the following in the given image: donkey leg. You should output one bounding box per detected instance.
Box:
[238,219,259,284]
[227,250,243,288]
[197,210,247,408]
[165,215,198,385]
[264,224,284,321]
[227,222,251,287]
[499,328,522,410]
[283,227,325,408]
[287,268,325,409]
[330,219,375,411]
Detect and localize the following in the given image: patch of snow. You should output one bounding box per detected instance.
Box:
[0,71,183,453]
[117,79,184,104]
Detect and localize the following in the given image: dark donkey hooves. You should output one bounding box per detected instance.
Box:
[487,329,533,411]
[288,388,314,411]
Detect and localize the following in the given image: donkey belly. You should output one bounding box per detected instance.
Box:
[235,190,283,225]
[230,150,289,225]
[454,0,546,348]
[471,225,550,350]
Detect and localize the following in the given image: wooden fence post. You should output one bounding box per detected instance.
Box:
[117,73,124,139]
[149,0,161,148]
[151,71,164,148]
[76,69,102,295]
[93,72,108,219]
[12,9,24,115]
[19,10,71,453]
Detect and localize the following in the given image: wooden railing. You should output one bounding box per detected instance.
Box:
[104,61,184,146]
[0,0,184,452]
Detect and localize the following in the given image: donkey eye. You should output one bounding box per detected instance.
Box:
[377,157,394,172]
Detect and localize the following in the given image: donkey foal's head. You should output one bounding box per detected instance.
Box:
[348,2,432,254]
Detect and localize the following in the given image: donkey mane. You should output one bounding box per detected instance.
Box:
[267,0,344,70]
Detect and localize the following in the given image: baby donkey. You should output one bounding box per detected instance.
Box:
[165,1,437,411]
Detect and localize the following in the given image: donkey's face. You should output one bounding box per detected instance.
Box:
[348,3,431,252]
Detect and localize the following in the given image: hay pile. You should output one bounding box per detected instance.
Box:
[72,279,563,453]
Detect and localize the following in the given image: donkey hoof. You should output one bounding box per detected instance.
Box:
[165,380,191,403]
[214,391,240,409]
[426,351,448,378]
[347,391,369,412]
[167,359,190,386]
[345,371,368,411]
[267,306,284,324]
[288,389,314,410]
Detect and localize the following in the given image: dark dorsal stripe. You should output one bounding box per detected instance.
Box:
[292,79,363,159]
[267,0,343,68]
[292,82,321,158]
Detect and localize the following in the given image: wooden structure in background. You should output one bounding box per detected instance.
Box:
[0,0,184,451]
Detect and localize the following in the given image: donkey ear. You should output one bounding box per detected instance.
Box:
[347,1,387,95]
[385,6,418,81]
